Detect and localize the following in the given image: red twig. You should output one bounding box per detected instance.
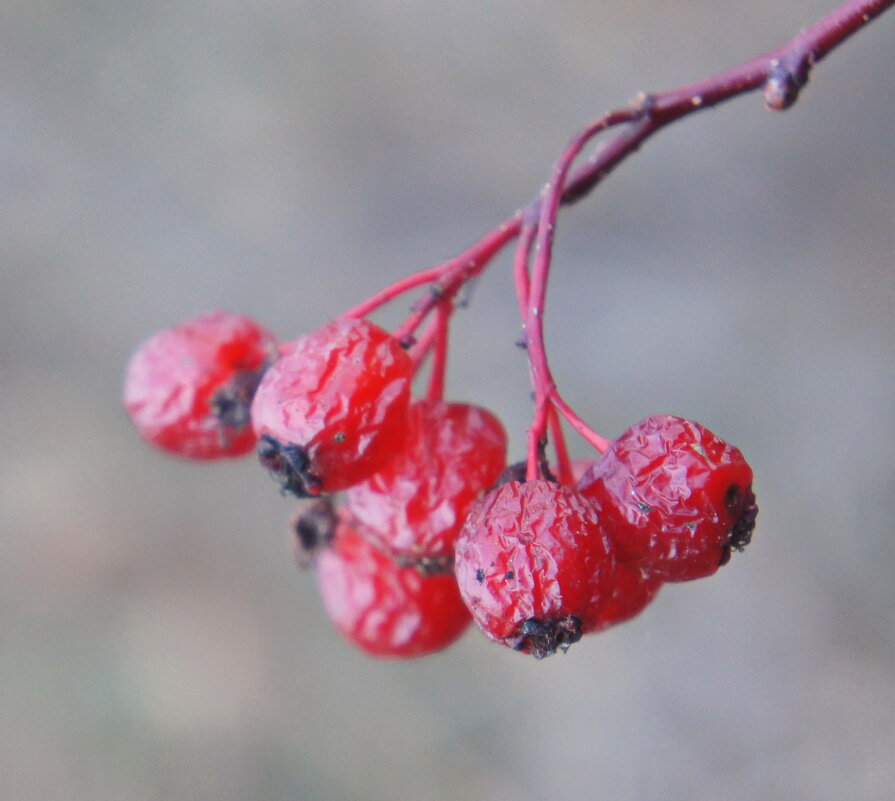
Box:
[341,265,445,321]
[340,0,890,464]
[408,315,440,371]
[426,300,452,403]
[517,0,892,459]
[524,111,637,473]
[512,214,537,329]
[391,222,519,346]
[561,0,893,206]
[548,404,574,488]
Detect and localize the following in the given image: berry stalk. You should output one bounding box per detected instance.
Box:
[523,112,635,476]
[425,299,453,403]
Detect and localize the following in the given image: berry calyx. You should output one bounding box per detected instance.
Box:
[251,318,413,495]
[454,480,615,658]
[290,498,338,567]
[578,414,758,582]
[317,515,472,659]
[345,399,507,570]
[123,310,278,460]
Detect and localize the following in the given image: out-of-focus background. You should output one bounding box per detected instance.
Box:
[3,2,893,799]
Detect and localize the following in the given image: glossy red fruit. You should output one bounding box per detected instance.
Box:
[586,562,662,633]
[346,399,507,571]
[251,318,413,496]
[317,515,472,659]
[578,414,758,582]
[454,480,615,658]
[124,311,278,460]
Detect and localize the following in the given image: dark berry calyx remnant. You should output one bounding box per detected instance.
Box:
[257,434,323,498]
[292,498,338,566]
[720,485,759,565]
[209,365,268,435]
[506,615,583,659]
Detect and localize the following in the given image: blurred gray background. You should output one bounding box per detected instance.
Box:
[2,1,893,799]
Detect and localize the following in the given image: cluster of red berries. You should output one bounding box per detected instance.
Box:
[124,309,757,659]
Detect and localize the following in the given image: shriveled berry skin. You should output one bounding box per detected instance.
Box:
[346,399,507,569]
[454,480,615,658]
[578,415,757,582]
[317,516,471,658]
[123,310,278,460]
[587,562,662,633]
[251,318,412,495]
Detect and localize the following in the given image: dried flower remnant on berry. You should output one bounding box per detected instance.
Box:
[291,498,338,567]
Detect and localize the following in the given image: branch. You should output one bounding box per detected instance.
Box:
[561,0,894,206]
[377,0,891,344]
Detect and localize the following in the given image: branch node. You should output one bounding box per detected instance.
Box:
[630,91,655,115]
[763,68,803,111]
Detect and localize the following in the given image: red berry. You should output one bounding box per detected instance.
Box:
[578,414,758,582]
[587,562,662,633]
[346,399,507,570]
[317,515,472,659]
[123,311,278,460]
[251,318,413,495]
[454,480,615,658]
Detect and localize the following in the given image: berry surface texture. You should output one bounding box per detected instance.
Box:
[317,515,472,658]
[251,318,413,495]
[346,399,508,568]
[578,415,757,582]
[454,480,616,658]
[123,310,278,460]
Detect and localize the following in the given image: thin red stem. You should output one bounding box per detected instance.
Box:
[392,220,520,345]
[341,264,445,321]
[517,0,891,469]
[512,217,537,327]
[409,315,440,372]
[525,402,550,482]
[524,112,635,472]
[548,404,574,487]
[550,391,610,454]
[426,300,452,403]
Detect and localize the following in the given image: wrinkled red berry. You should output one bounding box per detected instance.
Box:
[454,480,615,658]
[123,310,278,460]
[346,399,507,570]
[578,414,758,582]
[317,515,472,658]
[251,318,413,495]
[587,562,662,633]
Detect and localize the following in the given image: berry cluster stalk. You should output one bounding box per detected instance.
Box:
[341,0,891,472]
